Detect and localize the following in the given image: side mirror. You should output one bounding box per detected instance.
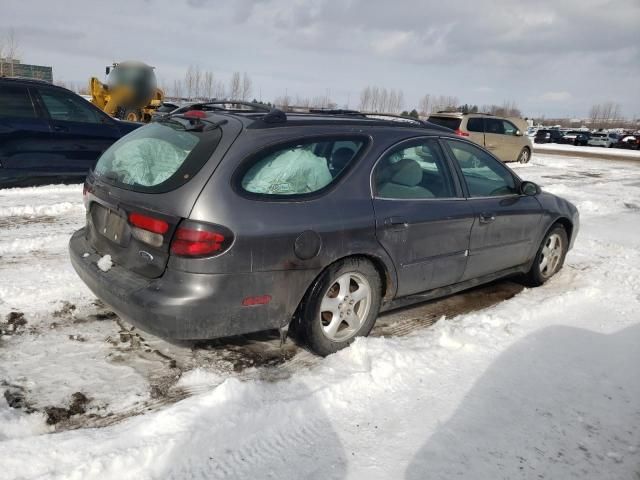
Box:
[515,129,523,136]
[105,66,111,76]
[520,181,539,196]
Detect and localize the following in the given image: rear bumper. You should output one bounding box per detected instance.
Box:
[69,228,310,340]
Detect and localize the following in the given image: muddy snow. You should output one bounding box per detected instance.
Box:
[0,153,638,479]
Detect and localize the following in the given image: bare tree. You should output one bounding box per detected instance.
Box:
[1,28,19,76]
[240,72,252,101]
[173,79,183,99]
[229,72,241,99]
[418,94,431,117]
[359,86,372,111]
[213,80,226,99]
[184,66,195,100]
[203,71,214,99]
[274,94,291,110]
[193,65,202,100]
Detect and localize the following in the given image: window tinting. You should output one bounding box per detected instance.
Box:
[374,139,455,199]
[241,138,365,196]
[445,140,517,197]
[0,86,36,118]
[466,117,484,132]
[39,89,102,123]
[427,116,461,131]
[485,118,505,135]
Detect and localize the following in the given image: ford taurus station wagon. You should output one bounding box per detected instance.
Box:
[69,103,579,356]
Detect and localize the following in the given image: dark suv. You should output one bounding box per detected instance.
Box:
[69,103,579,355]
[534,129,564,144]
[0,77,139,187]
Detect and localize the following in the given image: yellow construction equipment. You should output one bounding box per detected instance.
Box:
[90,61,164,123]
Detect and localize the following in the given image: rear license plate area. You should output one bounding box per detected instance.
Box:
[90,203,128,246]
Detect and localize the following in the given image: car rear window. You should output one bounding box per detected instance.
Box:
[427,116,461,131]
[536,130,549,137]
[94,120,221,193]
[238,137,367,197]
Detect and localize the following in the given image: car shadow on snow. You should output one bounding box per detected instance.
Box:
[405,324,640,480]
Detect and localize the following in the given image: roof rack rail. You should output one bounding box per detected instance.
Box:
[361,112,429,127]
[308,108,365,117]
[189,100,272,113]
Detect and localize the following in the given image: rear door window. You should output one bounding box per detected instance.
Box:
[485,118,506,135]
[240,137,366,197]
[374,138,456,199]
[0,85,37,118]
[94,119,222,192]
[466,117,484,132]
[427,116,461,131]
[39,89,102,123]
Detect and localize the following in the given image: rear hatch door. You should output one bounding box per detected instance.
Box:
[83,114,243,278]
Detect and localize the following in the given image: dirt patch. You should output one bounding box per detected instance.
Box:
[53,301,77,318]
[0,311,28,335]
[44,392,90,425]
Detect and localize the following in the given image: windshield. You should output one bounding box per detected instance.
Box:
[94,120,222,193]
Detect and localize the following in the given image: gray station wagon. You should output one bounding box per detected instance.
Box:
[69,103,579,356]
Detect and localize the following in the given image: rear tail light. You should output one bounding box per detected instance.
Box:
[128,212,169,234]
[170,221,233,257]
[455,128,470,137]
[128,212,170,248]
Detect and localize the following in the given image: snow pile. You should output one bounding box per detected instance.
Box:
[96,255,113,272]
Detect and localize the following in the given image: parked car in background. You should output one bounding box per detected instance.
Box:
[150,102,180,122]
[70,103,578,356]
[588,132,618,148]
[0,77,141,187]
[534,129,564,144]
[427,112,532,163]
[614,134,640,150]
[559,130,591,146]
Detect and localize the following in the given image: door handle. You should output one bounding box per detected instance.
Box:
[479,212,496,224]
[384,216,409,230]
[53,125,69,132]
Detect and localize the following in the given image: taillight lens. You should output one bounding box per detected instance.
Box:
[128,212,169,234]
[184,110,206,118]
[170,222,233,257]
[455,128,470,137]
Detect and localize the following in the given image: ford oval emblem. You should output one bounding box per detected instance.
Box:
[138,251,154,262]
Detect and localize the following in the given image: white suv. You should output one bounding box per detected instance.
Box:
[588,132,618,148]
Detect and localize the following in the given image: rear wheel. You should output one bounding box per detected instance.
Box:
[518,147,531,164]
[297,257,381,356]
[525,224,568,286]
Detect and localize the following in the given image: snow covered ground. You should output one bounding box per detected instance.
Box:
[1,153,639,479]
[534,142,640,159]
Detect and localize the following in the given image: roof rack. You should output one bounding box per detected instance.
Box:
[188,100,272,113]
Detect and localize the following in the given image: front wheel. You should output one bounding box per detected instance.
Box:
[297,257,382,356]
[524,224,568,286]
[518,147,531,164]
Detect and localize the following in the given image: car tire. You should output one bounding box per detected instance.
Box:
[123,109,142,122]
[297,257,382,356]
[518,147,531,164]
[524,224,568,287]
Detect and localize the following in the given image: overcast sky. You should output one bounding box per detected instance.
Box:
[2,0,639,118]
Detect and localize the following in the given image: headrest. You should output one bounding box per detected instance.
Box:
[391,159,422,187]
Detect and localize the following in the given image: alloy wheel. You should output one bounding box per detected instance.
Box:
[319,272,372,342]
[539,233,563,278]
